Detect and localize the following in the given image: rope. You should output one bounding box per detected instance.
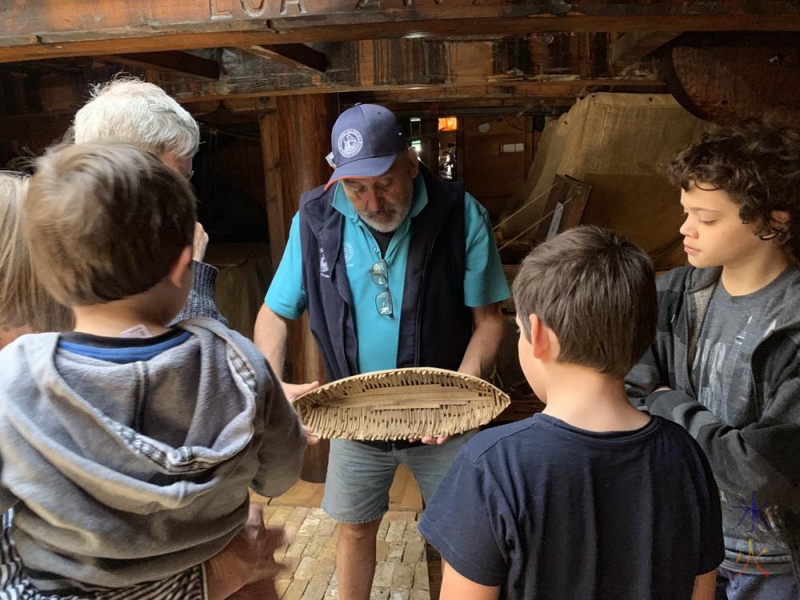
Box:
[496,191,577,252]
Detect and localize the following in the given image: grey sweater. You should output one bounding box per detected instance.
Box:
[171,261,228,326]
[0,318,305,591]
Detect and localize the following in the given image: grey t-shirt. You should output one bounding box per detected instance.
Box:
[694,270,791,424]
[692,268,793,571]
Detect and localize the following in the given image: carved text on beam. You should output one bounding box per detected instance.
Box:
[281,0,307,14]
[210,0,234,19]
[4,0,800,34]
[242,0,267,16]
[210,0,307,16]
[208,0,554,16]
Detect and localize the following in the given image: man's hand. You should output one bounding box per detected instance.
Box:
[193,222,209,262]
[205,503,293,600]
[409,435,451,445]
[239,504,293,585]
[282,380,321,445]
[282,380,320,402]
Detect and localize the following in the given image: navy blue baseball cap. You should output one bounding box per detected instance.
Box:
[325,104,407,190]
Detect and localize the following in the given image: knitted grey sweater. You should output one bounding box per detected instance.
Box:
[171,261,228,326]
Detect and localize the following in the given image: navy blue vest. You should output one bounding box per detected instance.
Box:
[298,164,473,382]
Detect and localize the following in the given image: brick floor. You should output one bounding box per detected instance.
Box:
[253,502,432,600]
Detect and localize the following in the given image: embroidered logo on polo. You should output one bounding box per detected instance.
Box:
[343,242,354,266]
[319,247,330,278]
[337,128,363,158]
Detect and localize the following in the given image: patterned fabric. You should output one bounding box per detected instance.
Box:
[0,510,206,600]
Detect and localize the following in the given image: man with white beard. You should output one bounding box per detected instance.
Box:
[254,103,510,600]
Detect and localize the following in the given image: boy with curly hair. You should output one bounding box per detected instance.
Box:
[626,121,800,599]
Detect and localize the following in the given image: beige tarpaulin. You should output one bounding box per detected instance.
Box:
[205,243,272,340]
[497,93,703,269]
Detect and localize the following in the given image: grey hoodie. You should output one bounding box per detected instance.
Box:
[626,266,800,579]
[0,318,306,591]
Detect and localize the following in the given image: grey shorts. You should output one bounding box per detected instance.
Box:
[321,432,476,524]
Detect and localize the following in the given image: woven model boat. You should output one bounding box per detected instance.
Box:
[292,367,511,441]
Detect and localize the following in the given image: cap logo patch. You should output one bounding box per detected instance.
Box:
[337,128,363,158]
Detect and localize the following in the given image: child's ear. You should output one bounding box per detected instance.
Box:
[166,246,193,288]
[761,210,791,241]
[529,314,550,359]
[771,210,791,227]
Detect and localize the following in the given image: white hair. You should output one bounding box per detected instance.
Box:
[73,78,200,159]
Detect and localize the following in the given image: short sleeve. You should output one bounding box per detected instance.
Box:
[265,214,306,319]
[462,193,511,307]
[418,446,508,586]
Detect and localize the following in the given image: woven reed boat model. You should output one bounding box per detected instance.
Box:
[292,367,511,441]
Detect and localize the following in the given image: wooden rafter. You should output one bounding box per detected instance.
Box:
[0,1,799,63]
[610,32,682,66]
[173,79,666,105]
[101,51,220,80]
[245,44,328,73]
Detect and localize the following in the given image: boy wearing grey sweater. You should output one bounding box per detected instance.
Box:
[0,142,306,593]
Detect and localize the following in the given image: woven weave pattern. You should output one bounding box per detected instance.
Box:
[293,368,510,441]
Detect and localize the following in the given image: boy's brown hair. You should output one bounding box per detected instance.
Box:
[24,142,196,306]
[0,172,73,332]
[670,120,800,260]
[512,226,657,379]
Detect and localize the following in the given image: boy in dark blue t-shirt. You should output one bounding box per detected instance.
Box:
[419,226,724,600]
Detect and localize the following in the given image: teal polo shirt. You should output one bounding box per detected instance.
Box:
[266,174,510,373]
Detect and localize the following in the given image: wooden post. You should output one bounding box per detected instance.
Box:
[455,117,466,184]
[260,108,285,272]
[270,93,338,483]
[420,116,440,176]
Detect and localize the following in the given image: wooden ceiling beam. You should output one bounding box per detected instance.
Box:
[610,32,681,66]
[245,44,328,73]
[1,1,799,63]
[0,76,663,120]
[100,51,220,80]
[174,79,665,104]
[341,93,574,113]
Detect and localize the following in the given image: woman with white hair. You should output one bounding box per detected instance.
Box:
[73,77,227,325]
